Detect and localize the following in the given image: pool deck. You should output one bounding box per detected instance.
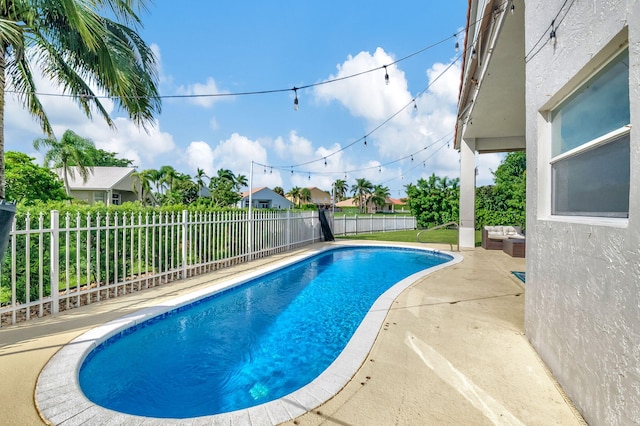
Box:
[0,241,586,425]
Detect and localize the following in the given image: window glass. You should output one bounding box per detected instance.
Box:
[551,49,629,157]
[552,133,629,217]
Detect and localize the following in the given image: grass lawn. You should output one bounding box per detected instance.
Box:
[337,229,482,246]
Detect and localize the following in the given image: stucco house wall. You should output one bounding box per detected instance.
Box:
[525,1,640,425]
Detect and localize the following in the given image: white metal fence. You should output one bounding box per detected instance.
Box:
[332,214,416,236]
[0,209,327,327]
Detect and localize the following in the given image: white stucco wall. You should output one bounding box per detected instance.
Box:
[525,1,640,425]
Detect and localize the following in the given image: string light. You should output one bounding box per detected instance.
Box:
[413,99,418,112]
[378,166,382,173]
[471,48,477,59]
[549,20,557,47]
[324,157,327,166]
[455,40,459,52]
[364,137,367,147]
[293,88,299,111]
[510,2,515,14]
[383,65,389,85]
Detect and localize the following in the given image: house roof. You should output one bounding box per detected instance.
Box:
[335,198,358,207]
[240,187,267,198]
[54,167,135,191]
[388,197,407,205]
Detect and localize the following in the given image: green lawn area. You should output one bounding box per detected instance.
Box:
[337,229,482,246]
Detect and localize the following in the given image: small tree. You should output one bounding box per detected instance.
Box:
[33,130,96,196]
[5,152,68,204]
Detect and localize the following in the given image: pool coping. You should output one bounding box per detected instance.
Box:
[36,243,462,426]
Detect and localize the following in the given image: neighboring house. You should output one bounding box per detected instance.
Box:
[306,187,332,207]
[335,198,358,209]
[286,187,332,207]
[238,187,294,209]
[336,197,407,213]
[54,167,140,206]
[455,1,638,424]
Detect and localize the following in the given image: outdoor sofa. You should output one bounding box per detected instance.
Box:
[481,225,525,250]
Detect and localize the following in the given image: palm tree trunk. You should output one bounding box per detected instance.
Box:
[0,42,6,200]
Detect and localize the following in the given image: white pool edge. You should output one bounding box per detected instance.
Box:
[36,243,462,426]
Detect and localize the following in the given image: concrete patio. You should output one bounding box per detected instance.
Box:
[0,241,586,425]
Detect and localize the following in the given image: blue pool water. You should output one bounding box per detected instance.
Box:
[79,246,451,418]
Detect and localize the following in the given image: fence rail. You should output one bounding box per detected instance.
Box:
[0,209,326,327]
[332,214,416,236]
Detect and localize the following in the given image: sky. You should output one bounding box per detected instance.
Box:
[5,1,504,198]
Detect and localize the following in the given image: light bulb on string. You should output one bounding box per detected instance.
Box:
[291,167,294,175]
[364,137,367,147]
[413,99,418,112]
[308,173,311,181]
[324,157,327,166]
[423,161,426,167]
[378,166,381,173]
[263,166,266,174]
[471,48,477,59]
[454,34,459,52]
[411,155,414,162]
[293,87,299,111]
[270,167,273,174]
[510,3,515,14]
[383,65,389,85]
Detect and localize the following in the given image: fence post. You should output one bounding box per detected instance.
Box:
[286,210,291,249]
[182,210,188,280]
[50,210,59,314]
[355,214,358,235]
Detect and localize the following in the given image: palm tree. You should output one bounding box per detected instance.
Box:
[371,184,391,212]
[158,165,178,195]
[0,0,160,201]
[216,168,235,182]
[234,174,248,192]
[194,168,208,195]
[131,169,154,205]
[300,188,312,206]
[33,130,95,196]
[287,187,302,207]
[333,179,348,202]
[351,178,374,213]
[273,186,285,196]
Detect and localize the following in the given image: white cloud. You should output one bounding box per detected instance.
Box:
[176,77,229,108]
[314,47,411,121]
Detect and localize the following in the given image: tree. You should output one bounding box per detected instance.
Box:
[157,165,183,196]
[405,174,460,229]
[83,146,134,167]
[300,188,312,205]
[5,151,68,204]
[234,174,248,192]
[33,130,95,196]
[476,151,526,228]
[333,179,348,202]
[273,186,285,196]
[371,184,390,211]
[194,168,208,195]
[0,0,161,201]
[287,187,302,207]
[131,169,154,205]
[351,178,373,213]
[209,176,241,207]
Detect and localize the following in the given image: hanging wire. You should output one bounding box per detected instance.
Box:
[524,0,576,63]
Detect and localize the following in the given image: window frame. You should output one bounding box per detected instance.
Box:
[548,47,630,219]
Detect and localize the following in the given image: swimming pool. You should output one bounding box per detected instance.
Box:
[37,244,461,425]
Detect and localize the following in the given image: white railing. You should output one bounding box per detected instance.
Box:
[332,214,416,236]
[0,209,325,327]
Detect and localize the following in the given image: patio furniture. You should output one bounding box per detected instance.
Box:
[482,226,524,250]
[503,238,526,258]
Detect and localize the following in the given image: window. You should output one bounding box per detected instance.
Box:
[93,192,105,204]
[112,193,121,206]
[550,49,630,218]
